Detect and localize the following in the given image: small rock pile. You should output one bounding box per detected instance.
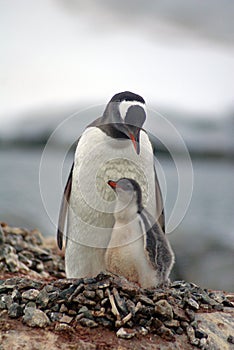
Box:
[0,222,65,279]
[0,223,233,349]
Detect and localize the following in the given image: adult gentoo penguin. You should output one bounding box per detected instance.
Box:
[57,91,165,278]
[106,178,174,288]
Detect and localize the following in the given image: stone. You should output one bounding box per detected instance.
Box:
[95,289,104,300]
[5,253,19,272]
[185,308,195,321]
[79,318,98,328]
[185,298,199,310]
[155,300,173,320]
[199,338,208,348]
[186,325,196,343]
[138,327,148,336]
[1,295,13,309]
[36,289,49,308]
[173,305,189,321]
[22,289,40,301]
[25,301,37,309]
[0,300,6,310]
[116,327,136,339]
[78,306,93,319]
[11,289,22,302]
[47,311,62,322]
[0,285,15,294]
[164,319,180,328]
[59,304,68,313]
[195,328,208,339]
[59,315,73,324]
[156,325,176,342]
[227,335,234,344]
[8,303,23,318]
[138,295,155,306]
[22,307,50,328]
[151,317,163,330]
[97,317,113,327]
[83,290,96,299]
[73,294,96,306]
[55,323,75,333]
[176,327,184,335]
[125,299,136,315]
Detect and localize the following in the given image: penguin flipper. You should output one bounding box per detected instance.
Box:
[57,162,74,250]
[143,217,174,282]
[154,162,165,233]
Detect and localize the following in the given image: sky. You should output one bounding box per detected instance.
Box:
[1,0,234,127]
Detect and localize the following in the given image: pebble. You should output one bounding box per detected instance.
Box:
[227,335,234,344]
[60,304,68,313]
[47,311,62,322]
[36,289,49,308]
[155,299,173,320]
[59,315,73,324]
[0,300,6,310]
[186,297,200,310]
[0,285,15,294]
[22,289,40,301]
[176,327,184,335]
[185,308,195,321]
[186,325,197,343]
[8,303,23,318]
[164,319,180,328]
[55,323,75,333]
[1,295,13,309]
[95,289,104,300]
[116,327,136,339]
[156,325,176,342]
[23,307,51,328]
[79,318,98,328]
[25,301,37,310]
[138,295,155,306]
[138,327,148,336]
[11,289,21,302]
[83,290,96,299]
[195,328,208,339]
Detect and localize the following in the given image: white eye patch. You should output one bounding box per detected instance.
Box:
[119,101,146,121]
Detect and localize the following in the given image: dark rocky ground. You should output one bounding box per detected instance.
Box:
[0,222,234,350]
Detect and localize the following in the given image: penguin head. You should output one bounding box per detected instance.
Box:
[108,178,143,213]
[105,91,146,154]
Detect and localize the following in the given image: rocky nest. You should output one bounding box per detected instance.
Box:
[0,223,234,350]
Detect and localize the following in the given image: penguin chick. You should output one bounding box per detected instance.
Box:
[105,178,175,288]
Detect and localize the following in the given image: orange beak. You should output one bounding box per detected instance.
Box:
[129,132,140,154]
[108,180,117,189]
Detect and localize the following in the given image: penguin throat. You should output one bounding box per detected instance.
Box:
[114,200,139,222]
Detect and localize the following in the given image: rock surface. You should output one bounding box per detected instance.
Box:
[0,222,234,349]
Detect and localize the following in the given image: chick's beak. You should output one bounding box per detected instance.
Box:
[108,180,117,190]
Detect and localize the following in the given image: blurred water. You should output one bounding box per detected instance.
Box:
[0,147,233,290]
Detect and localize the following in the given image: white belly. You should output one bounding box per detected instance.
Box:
[105,216,157,288]
[66,127,156,278]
